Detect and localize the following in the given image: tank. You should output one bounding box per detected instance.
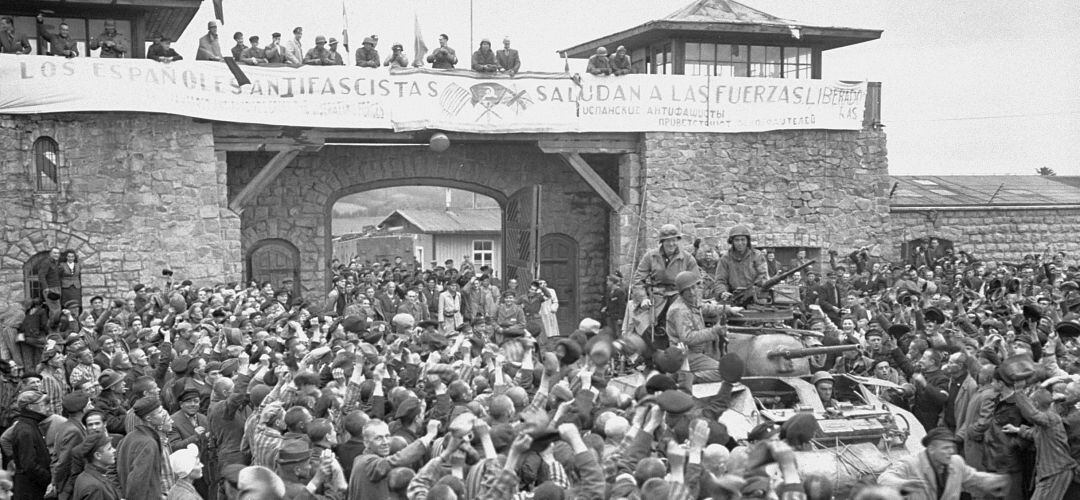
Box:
[610,327,926,499]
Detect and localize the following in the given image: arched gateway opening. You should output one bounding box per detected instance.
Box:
[330,184,503,276]
[227,142,615,326]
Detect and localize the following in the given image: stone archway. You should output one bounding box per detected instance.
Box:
[228,144,613,318]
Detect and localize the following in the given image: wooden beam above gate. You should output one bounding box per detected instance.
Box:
[537,137,638,154]
[212,122,639,152]
[228,148,301,213]
[558,153,625,211]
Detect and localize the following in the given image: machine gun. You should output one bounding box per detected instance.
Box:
[730,260,816,307]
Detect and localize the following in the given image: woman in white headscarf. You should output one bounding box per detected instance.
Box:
[167,444,204,499]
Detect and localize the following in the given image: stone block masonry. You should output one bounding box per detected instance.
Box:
[890,208,1080,263]
[0,113,241,306]
[629,129,891,272]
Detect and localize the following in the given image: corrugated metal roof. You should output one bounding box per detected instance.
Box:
[381,209,501,234]
[664,0,793,25]
[889,175,1080,207]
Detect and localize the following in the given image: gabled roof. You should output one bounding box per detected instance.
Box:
[380,209,501,234]
[333,216,387,236]
[889,175,1080,207]
[561,0,881,58]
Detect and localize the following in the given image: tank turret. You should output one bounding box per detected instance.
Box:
[725,331,858,377]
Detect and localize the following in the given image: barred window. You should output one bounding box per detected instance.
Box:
[33,136,60,191]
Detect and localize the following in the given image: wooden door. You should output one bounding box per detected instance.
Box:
[540,233,578,335]
[503,185,541,293]
[248,239,301,297]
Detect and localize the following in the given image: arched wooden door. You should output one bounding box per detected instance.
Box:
[248,239,301,297]
[539,233,578,335]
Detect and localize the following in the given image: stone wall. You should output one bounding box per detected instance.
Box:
[0,113,240,306]
[630,129,890,272]
[890,208,1080,263]
[228,145,611,321]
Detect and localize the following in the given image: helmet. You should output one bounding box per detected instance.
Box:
[657,224,683,242]
[315,35,327,44]
[674,271,700,292]
[727,225,751,244]
[811,371,834,386]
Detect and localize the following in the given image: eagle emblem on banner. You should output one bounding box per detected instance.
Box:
[440,82,533,122]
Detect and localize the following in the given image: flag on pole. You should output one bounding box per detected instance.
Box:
[213,0,225,24]
[412,13,428,67]
[341,1,350,51]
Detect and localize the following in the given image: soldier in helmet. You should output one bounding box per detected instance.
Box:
[811,371,840,409]
[715,225,767,302]
[355,35,380,67]
[633,224,699,294]
[666,271,736,382]
[631,224,699,351]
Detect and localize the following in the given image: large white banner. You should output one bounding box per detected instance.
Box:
[0,55,867,133]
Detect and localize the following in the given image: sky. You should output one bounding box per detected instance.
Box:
[176,0,1080,176]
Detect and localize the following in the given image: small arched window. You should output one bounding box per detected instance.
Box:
[33,136,60,191]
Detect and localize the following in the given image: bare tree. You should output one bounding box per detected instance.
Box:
[1036,166,1057,176]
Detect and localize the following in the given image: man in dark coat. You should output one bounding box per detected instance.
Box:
[169,389,212,498]
[117,396,173,499]
[911,348,950,431]
[38,247,63,318]
[0,16,32,54]
[53,391,93,500]
[496,37,520,75]
[10,391,52,500]
[71,431,121,499]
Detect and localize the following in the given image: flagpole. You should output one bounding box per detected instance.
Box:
[469,0,474,52]
[341,0,350,52]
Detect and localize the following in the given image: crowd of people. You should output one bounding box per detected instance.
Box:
[0,223,1078,500]
[3,14,648,78]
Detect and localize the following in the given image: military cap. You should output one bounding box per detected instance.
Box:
[921,427,958,446]
[178,389,201,403]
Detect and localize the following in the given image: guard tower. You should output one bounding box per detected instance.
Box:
[1,0,201,59]
[561,0,881,79]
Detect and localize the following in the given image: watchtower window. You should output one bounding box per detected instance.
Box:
[33,136,60,191]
